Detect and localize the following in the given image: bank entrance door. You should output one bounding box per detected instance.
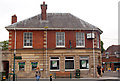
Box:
[2,61,9,78]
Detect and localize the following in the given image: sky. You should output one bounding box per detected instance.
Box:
[0,0,119,49]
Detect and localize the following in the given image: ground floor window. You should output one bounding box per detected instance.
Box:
[65,57,74,69]
[19,62,25,71]
[80,56,89,69]
[50,57,59,70]
[31,62,38,71]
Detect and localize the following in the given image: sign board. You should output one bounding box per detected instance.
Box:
[15,56,22,59]
[87,33,95,39]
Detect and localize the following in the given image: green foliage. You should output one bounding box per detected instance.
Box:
[0,40,9,50]
[101,40,105,53]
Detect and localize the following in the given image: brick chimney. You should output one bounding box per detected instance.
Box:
[12,14,17,24]
[41,1,47,20]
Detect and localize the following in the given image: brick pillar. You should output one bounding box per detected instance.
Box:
[60,55,64,72]
[43,30,48,78]
[111,63,114,71]
[75,55,79,69]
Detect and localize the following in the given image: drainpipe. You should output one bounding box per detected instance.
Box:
[92,29,95,78]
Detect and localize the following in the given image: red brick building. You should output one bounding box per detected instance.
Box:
[5,2,102,78]
[102,45,120,71]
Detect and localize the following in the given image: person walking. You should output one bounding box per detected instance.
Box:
[35,67,41,81]
[97,64,102,77]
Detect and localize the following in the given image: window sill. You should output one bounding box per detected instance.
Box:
[65,69,75,71]
[23,46,33,48]
[56,46,66,48]
[76,46,85,48]
[80,69,89,71]
[50,70,60,71]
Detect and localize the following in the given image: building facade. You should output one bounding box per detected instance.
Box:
[102,45,120,71]
[5,2,102,78]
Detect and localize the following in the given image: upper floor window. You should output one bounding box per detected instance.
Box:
[56,32,65,47]
[23,32,33,48]
[76,32,85,47]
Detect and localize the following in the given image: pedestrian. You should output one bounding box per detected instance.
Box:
[102,67,104,73]
[97,64,102,77]
[35,67,41,81]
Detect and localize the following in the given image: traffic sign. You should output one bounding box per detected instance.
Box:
[15,56,22,59]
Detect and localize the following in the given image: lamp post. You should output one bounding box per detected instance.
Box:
[44,26,48,78]
[13,29,16,81]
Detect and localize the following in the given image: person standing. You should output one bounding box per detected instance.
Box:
[35,67,41,81]
[97,64,102,77]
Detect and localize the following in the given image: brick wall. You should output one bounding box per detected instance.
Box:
[8,30,100,50]
[102,56,120,62]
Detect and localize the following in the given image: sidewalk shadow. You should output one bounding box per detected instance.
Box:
[97,79,120,81]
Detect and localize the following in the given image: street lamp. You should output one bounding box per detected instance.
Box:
[44,26,48,78]
[13,28,16,81]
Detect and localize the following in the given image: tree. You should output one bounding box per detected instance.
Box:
[0,40,9,50]
[101,40,105,53]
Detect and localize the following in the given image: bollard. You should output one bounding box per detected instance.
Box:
[50,74,52,81]
[70,72,72,79]
[2,75,6,81]
[55,73,56,79]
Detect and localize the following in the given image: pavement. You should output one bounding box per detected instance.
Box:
[101,71,120,79]
[7,71,120,81]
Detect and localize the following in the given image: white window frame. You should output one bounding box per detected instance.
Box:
[76,32,85,48]
[23,32,33,48]
[56,32,65,47]
[80,56,89,70]
[50,57,60,71]
[65,56,75,71]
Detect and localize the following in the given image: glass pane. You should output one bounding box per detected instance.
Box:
[30,43,32,46]
[76,32,84,46]
[50,60,59,70]
[24,43,26,46]
[19,62,25,71]
[56,32,65,46]
[80,60,88,69]
[24,33,26,36]
[65,60,74,69]
[30,33,32,36]
[27,43,29,46]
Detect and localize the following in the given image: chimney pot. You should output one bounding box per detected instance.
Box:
[12,14,17,24]
[43,1,45,5]
[41,1,47,20]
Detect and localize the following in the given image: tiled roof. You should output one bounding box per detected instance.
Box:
[105,45,120,54]
[102,45,120,57]
[5,13,102,33]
